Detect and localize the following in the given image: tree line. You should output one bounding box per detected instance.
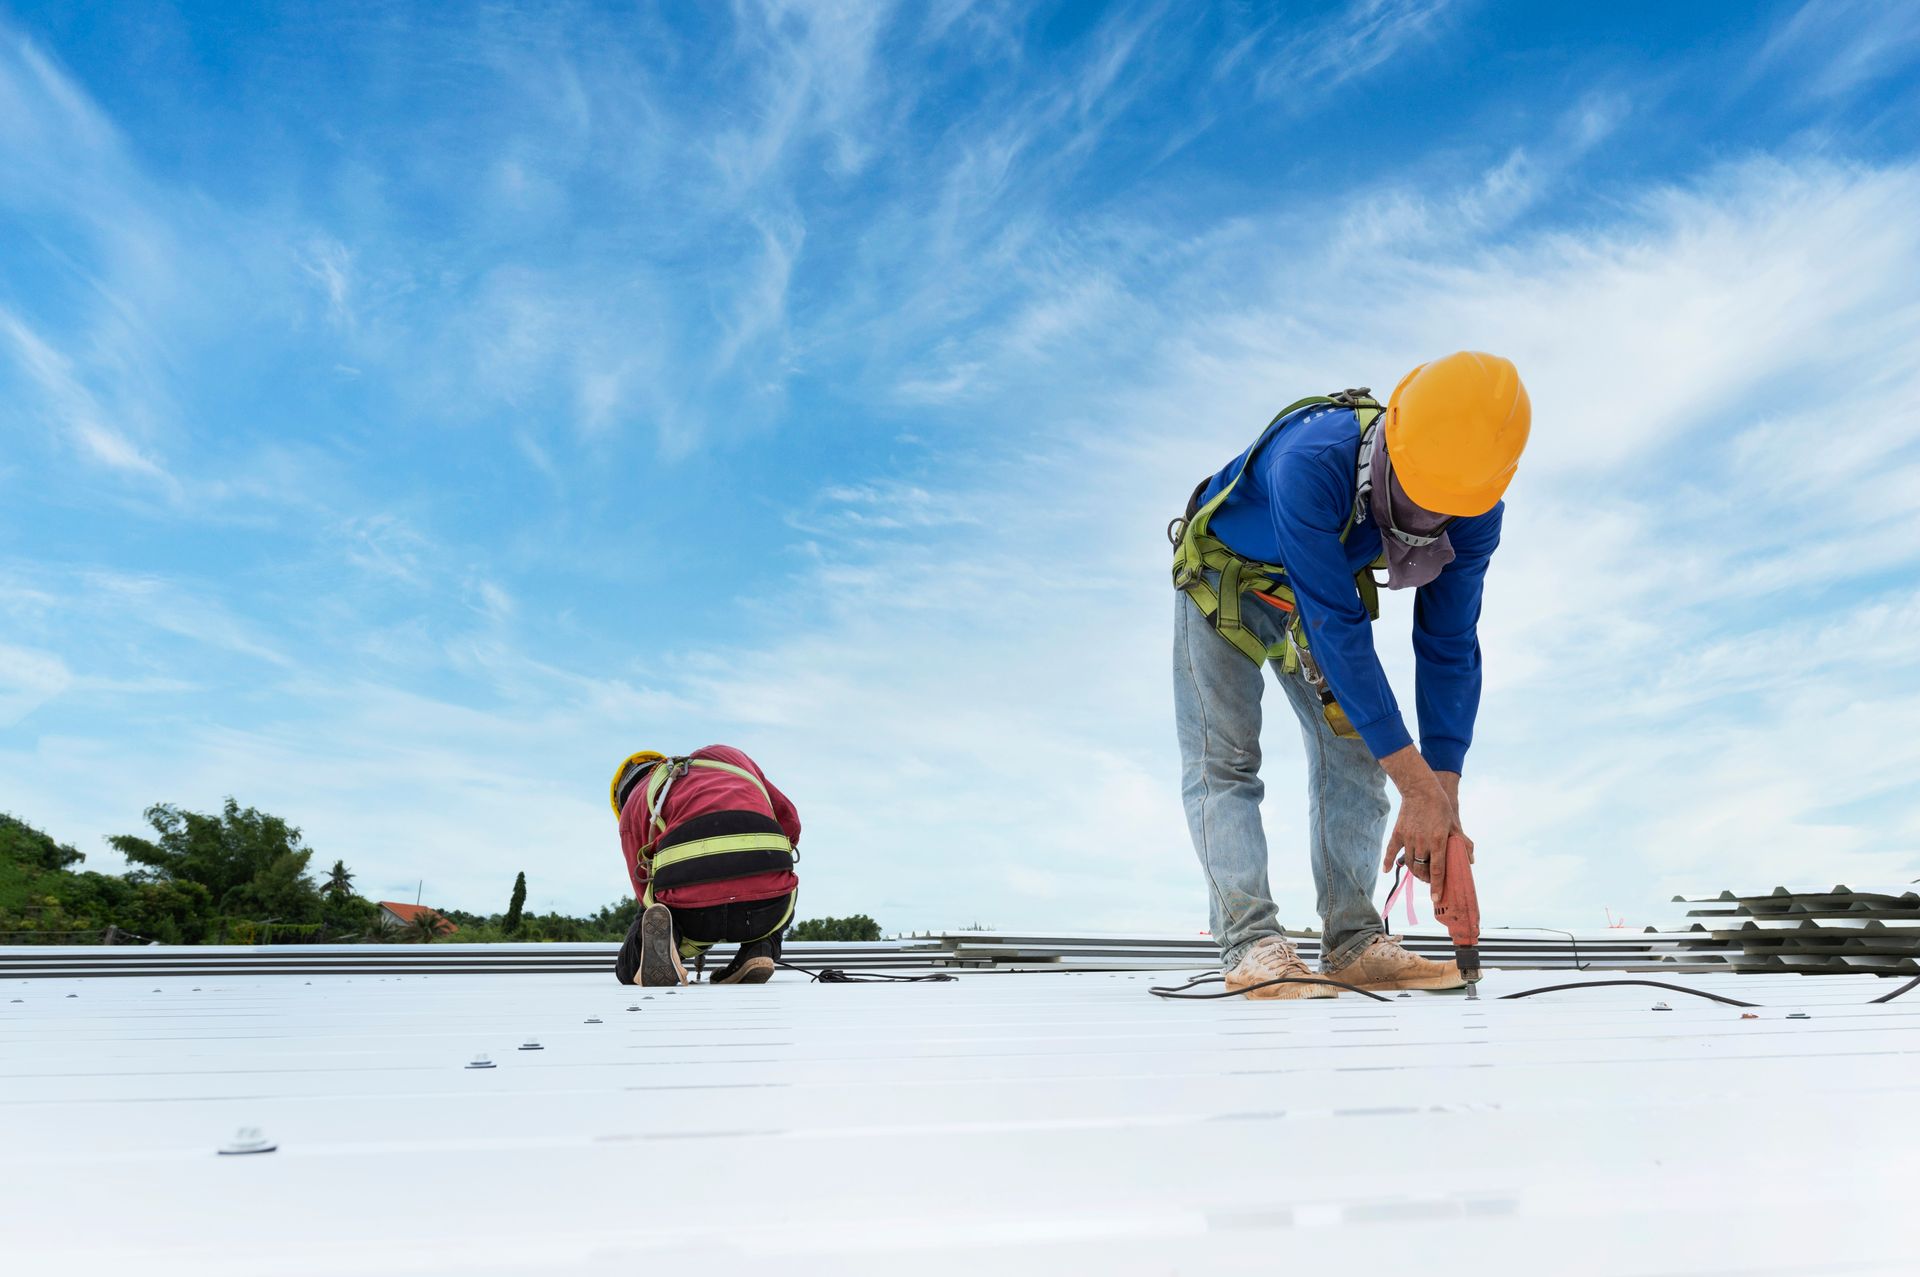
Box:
[0,802,880,945]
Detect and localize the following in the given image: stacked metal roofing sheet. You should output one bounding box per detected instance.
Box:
[1672,881,1920,974]
[0,926,1727,980]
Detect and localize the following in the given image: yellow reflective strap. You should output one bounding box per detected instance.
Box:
[650,831,794,874]
[642,756,775,843]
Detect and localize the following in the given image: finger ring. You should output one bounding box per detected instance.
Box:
[1412,855,1430,864]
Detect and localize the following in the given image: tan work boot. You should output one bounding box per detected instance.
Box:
[635,904,688,987]
[1224,936,1339,1000]
[1325,934,1465,991]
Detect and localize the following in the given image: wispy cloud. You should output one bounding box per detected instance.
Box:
[1255,0,1458,100]
[1754,0,1920,100]
[0,306,174,485]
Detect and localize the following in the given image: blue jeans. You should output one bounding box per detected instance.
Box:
[1173,586,1390,971]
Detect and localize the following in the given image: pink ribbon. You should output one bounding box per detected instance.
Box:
[1384,870,1419,926]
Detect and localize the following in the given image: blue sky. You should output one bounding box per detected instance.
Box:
[3,0,1918,931]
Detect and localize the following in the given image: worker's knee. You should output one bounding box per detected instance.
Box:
[1201,742,1261,785]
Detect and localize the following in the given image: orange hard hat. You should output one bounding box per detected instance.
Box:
[1384,352,1530,517]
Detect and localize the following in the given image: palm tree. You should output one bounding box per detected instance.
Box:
[322,859,355,902]
[404,909,448,944]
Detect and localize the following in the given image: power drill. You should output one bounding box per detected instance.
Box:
[1431,833,1482,991]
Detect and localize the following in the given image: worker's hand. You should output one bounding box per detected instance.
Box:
[1383,783,1456,885]
[1378,747,1456,885]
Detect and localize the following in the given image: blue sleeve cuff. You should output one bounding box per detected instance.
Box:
[1355,714,1413,761]
[1422,737,1468,774]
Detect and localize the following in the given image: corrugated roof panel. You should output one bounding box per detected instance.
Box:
[3,964,1915,1275]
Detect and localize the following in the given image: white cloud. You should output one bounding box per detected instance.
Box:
[1753,0,1920,100]
[0,643,72,726]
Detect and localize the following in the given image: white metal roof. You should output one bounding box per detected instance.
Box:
[4,965,1916,1276]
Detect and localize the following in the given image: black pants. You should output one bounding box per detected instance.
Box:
[672,892,795,951]
[615,891,793,984]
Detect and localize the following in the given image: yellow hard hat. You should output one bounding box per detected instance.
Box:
[1384,352,1531,517]
[609,750,666,816]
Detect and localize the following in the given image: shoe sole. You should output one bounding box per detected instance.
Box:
[713,956,775,985]
[638,905,684,987]
[1228,978,1339,1000]
[1330,969,1467,992]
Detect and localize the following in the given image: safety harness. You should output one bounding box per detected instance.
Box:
[622,757,798,912]
[1169,389,1387,739]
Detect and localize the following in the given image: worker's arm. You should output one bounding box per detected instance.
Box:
[616,798,652,898]
[1266,448,1412,760]
[764,774,802,848]
[1410,502,1501,775]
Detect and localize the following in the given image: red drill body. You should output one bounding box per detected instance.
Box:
[1431,833,1482,981]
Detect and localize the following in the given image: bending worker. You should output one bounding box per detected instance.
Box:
[608,745,800,986]
[1169,352,1529,998]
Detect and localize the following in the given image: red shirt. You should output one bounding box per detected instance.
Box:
[616,745,800,909]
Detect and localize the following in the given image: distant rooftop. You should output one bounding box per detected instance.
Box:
[375,900,457,934]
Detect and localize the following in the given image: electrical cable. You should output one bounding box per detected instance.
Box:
[1495,978,1760,1007]
[1147,964,1915,1007]
[1148,971,1394,1002]
[1868,973,1919,1005]
[773,960,955,984]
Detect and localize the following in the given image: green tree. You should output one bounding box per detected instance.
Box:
[592,895,641,937]
[504,871,527,935]
[0,813,84,872]
[110,799,324,926]
[321,893,379,941]
[788,914,882,942]
[322,859,355,902]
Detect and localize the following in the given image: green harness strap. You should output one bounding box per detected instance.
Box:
[1170,392,1387,730]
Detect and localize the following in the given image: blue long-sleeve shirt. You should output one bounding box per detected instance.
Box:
[1196,404,1501,773]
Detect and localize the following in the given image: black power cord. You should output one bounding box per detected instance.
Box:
[1148,972,1393,1003]
[1869,974,1919,1005]
[773,960,956,984]
[1497,978,1759,1008]
[1147,969,1918,1007]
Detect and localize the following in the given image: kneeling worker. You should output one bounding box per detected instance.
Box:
[608,745,801,986]
[1170,353,1529,998]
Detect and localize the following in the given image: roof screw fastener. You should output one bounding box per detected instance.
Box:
[519,1040,543,1051]
[219,1127,277,1156]
[1786,1011,1810,1020]
[466,1054,497,1070]
[584,1017,602,1024]
[1651,1002,1672,1011]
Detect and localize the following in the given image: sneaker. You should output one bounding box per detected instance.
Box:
[1224,936,1338,1000]
[615,904,686,987]
[710,939,776,985]
[1324,934,1465,991]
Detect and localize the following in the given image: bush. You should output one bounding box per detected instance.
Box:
[788,914,882,942]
